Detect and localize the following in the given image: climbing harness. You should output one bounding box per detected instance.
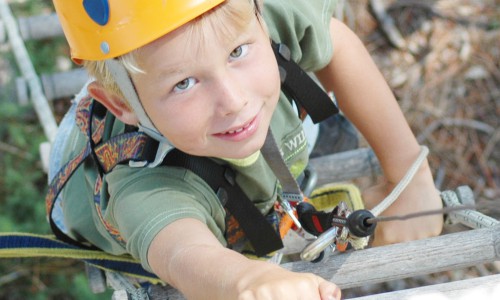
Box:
[46,97,285,256]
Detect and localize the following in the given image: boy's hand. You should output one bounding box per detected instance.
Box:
[237,262,341,300]
[362,161,444,246]
[149,218,340,300]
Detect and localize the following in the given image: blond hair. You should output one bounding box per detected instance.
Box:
[83,0,261,102]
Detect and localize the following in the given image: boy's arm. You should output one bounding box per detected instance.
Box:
[148,218,340,300]
[315,18,443,245]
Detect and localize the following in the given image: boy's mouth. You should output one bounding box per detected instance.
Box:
[222,121,252,135]
[213,114,260,141]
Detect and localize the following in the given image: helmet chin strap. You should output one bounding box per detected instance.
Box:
[105,59,174,167]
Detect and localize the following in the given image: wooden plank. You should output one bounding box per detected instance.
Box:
[144,225,500,299]
[40,69,90,101]
[148,285,185,300]
[17,13,63,41]
[349,274,500,300]
[309,148,381,186]
[16,69,90,103]
[84,264,107,294]
[0,12,62,43]
[282,225,500,289]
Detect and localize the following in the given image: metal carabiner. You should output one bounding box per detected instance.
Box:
[300,225,338,262]
[300,202,349,261]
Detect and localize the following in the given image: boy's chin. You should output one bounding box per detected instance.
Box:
[218,142,264,160]
[219,150,261,164]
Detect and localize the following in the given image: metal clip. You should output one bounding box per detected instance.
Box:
[334,202,350,252]
[300,226,338,262]
[279,198,302,230]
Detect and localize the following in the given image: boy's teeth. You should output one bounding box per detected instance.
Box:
[226,122,249,134]
[227,128,243,134]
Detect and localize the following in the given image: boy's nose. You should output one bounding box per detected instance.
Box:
[213,78,248,116]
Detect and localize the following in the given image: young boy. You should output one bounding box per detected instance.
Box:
[49,0,443,298]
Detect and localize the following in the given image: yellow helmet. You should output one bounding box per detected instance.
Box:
[53,0,225,62]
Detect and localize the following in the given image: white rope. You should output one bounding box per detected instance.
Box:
[370,145,429,217]
[349,236,369,250]
[343,145,429,251]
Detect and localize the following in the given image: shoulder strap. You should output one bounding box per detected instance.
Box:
[46,99,155,249]
[163,150,283,256]
[272,41,339,123]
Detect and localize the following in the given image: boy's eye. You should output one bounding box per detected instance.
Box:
[174,77,196,92]
[229,44,249,59]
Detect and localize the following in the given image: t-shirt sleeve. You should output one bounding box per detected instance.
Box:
[106,166,227,272]
[262,0,336,71]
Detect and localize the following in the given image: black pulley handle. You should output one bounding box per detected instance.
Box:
[346,210,377,237]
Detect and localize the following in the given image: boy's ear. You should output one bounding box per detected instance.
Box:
[87,81,139,126]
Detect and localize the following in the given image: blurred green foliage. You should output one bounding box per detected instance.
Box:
[0,102,47,233]
[0,1,112,299]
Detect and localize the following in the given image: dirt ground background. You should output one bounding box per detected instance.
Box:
[0,0,498,298]
[341,0,499,297]
[349,0,499,204]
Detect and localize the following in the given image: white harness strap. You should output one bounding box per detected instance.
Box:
[105,59,173,167]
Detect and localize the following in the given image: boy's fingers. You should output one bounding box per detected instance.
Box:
[319,280,341,300]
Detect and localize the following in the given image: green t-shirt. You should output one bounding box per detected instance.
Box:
[60,0,336,272]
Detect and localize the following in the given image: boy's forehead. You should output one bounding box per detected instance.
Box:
[138,5,257,62]
[134,13,261,78]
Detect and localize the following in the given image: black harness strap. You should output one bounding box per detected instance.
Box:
[163,150,283,256]
[272,42,339,123]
